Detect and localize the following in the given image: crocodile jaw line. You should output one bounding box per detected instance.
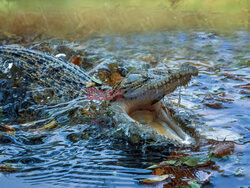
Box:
[114,64,198,145]
[120,100,193,145]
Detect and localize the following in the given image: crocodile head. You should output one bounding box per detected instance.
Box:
[110,63,198,145]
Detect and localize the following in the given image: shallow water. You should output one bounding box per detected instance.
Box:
[0,31,249,187]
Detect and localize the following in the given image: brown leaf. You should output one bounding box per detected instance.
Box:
[43,120,57,130]
[0,124,15,132]
[86,82,96,87]
[167,151,188,161]
[212,141,235,157]
[234,83,250,90]
[81,108,90,116]
[205,102,225,109]
[69,56,81,66]
[214,98,234,102]
[0,124,15,135]
[109,72,123,86]
[153,166,194,187]
[0,165,16,173]
[222,73,243,81]
[140,174,170,184]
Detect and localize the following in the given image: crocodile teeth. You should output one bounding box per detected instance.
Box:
[176,73,180,79]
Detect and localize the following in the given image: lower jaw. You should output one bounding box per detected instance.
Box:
[127,101,194,145]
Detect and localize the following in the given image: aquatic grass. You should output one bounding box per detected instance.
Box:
[0,0,249,40]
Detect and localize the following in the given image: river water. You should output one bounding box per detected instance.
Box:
[0,31,249,187]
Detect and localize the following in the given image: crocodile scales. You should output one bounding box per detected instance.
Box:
[0,45,198,145]
[0,45,96,98]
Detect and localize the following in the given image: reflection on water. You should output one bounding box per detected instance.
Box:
[0,31,249,187]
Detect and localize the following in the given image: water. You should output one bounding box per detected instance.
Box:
[0,31,249,187]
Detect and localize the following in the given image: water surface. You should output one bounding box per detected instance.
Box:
[0,31,249,187]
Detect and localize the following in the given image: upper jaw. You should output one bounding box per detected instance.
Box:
[122,63,198,105]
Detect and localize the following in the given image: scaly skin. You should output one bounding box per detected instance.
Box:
[0,45,95,98]
[0,45,198,145]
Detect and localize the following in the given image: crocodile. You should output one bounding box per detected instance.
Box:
[0,45,198,146]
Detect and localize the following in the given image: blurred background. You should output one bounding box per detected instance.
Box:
[0,0,249,39]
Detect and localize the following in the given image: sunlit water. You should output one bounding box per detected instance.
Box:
[0,31,249,187]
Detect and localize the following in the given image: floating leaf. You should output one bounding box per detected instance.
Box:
[180,155,210,167]
[146,160,177,170]
[81,108,90,116]
[236,60,250,66]
[86,82,96,87]
[43,120,57,129]
[222,73,243,81]
[108,72,123,86]
[188,180,201,188]
[234,167,244,177]
[234,83,250,90]
[205,102,225,109]
[146,164,158,169]
[0,165,16,173]
[151,162,212,187]
[140,174,170,184]
[69,56,81,66]
[159,160,176,166]
[90,76,103,85]
[107,62,119,73]
[171,102,187,109]
[0,124,15,135]
[195,170,211,183]
[212,141,234,158]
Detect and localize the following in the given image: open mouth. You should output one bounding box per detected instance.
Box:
[123,100,194,145]
[114,64,198,145]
